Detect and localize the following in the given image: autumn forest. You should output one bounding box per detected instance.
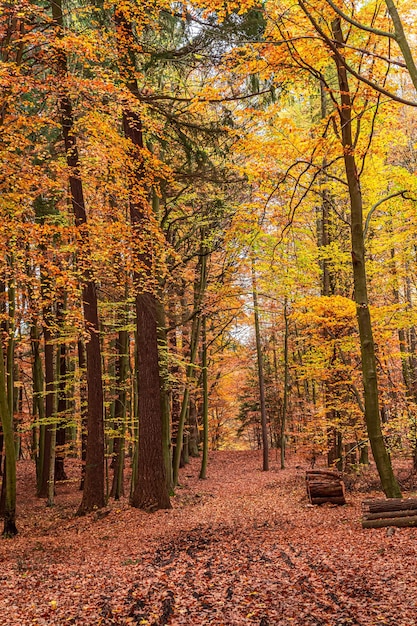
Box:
[1,0,417,623]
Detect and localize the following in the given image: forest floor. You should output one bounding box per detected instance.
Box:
[1,451,417,626]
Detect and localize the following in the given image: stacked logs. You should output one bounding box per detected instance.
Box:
[362,498,417,528]
[306,470,346,505]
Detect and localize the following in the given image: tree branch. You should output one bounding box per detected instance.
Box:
[322,0,396,40]
[364,190,411,239]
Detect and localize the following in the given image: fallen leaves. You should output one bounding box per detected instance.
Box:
[0,452,416,625]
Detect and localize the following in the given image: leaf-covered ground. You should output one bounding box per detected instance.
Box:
[1,451,416,625]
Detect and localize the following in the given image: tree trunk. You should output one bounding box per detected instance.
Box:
[251,256,269,471]
[331,18,401,498]
[281,297,289,470]
[110,327,129,500]
[77,339,88,490]
[173,233,208,486]
[31,321,45,490]
[0,335,17,536]
[199,315,209,480]
[130,291,171,511]
[37,319,54,498]
[113,8,171,511]
[55,340,67,482]
[50,0,105,513]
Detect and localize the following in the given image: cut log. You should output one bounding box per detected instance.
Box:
[306,470,341,479]
[311,496,346,505]
[362,498,417,515]
[306,470,346,505]
[363,509,417,521]
[362,515,417,529]
[309,485,345,497]
[361,497,417,528]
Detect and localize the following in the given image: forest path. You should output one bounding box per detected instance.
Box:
[0,451,416,625]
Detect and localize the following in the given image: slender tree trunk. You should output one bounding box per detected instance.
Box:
[332,18,401,497]
[173,235,208,486]
[55,340,67,481]
[199,315,209,479]
[168,296,182,475]
[110,326,129,500]
[0,334,17,536]
[77,340,88,490]
[188,397,200,458]
[6,258,15,460]
[281,298,289,469]
[47,344,60,508]
[31,321,45,490]
[251,257,269,471]
[37,319,54,498]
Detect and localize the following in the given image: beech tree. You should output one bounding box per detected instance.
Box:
[50,0,106,514]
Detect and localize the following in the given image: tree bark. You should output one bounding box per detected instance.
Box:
[50,0,105,513]
[55,340,67,482]
[173,233,208,486]
[251,256,269,471]
[110,327,129,500]
[199,315,209,480]
[37,318,54,498]
[114,9,171,510]
[331,18,401,498]
[281,297,289,469]
[0,334,17,536]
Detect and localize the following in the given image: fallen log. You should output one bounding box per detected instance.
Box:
[363,509,417,521]
[362,498,417,515]
[362,515,417,529]
[308,485,345,497]
[306,470,341,479]
[311,496,346,505]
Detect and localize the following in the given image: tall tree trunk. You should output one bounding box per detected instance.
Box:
[115,10,170,511]
[318,81,341,468]
[50,0,105,513]
[251,256,269,471]
[332,17,401,497]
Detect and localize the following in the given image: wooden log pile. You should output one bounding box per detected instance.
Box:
[306,470,346,505]
[362,498,417,528]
